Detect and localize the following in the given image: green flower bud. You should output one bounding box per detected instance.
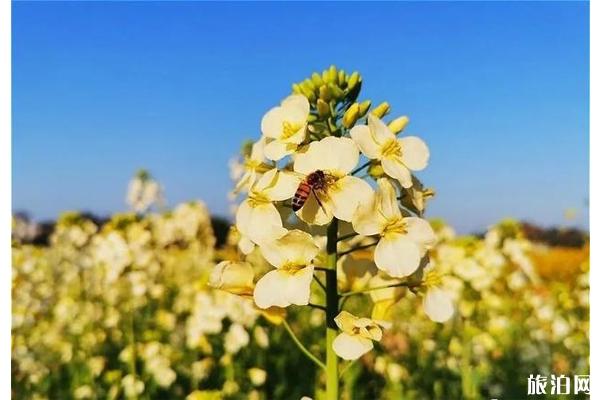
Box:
[388,116,410,134]
[359,100,372,116]
[319,85,332,102]
[342,103,360,128]
[311,72,324,87]
[299,82,316,102]
[347,72,361,90]
[328,83,344,99]
[371,102,390,118]
[317,99,330,117]
[368,162,385,178]
[302,78,315,91]
[328,65,338,83]
[292,83,302,94]
[338,70,346,86]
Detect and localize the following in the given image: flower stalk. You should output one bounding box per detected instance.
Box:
[325,218,339,400]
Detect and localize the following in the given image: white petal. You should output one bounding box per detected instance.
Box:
[350,124,381,159]
[399,136,429,171]
[368,114,395,144]
[250,137,267,161]
[376,178,401,219]
[293,137,359,177]
[328,176,373,222]
[404,217,436,252]
[238,236,255,255]
[253,267,313,309]
[281,94,310,124]
[259,230,319,269]
[210,261,254,293]
[374,235,422,277]
[332,333,373,361]
[261,107,285,139]
[296,190,334,226]
[381,158,413,188]
[423,287,454,322]
[352,193,384,236]
[235,201,285,245]
[264,140,296,161]
[265,171,302,201]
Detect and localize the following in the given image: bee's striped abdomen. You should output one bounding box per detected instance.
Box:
[292,181,311,211]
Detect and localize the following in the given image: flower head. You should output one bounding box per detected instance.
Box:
[210,261,255,296]
[253,230,319,309]
[353,178,435,277]
[293,136,373,225]
[261,95,310,161]
[350,114,429,188]
[234,137,271,193]
[421,267,454,322]
[332,311,385,360]
[235,168,299,245]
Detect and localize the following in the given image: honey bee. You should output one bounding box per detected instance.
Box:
[292,170,334,212]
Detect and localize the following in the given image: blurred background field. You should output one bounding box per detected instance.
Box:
[11,2,589,399]
[12,194,589,400]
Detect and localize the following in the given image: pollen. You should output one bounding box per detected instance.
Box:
[383,216,407,236]
[282,121,303,139]
[381,138,402,158]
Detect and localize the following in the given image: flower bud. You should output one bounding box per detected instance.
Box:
[209,261,254,296]
[311,72,323,87]
[342,103,361,128]
[338,70,346,86]
[292,83,302,94]
[371,102,390,118]
[388,116,409,134]
[327,65,338,83]
[359,100,371,116]
[328,83,344,99]
[347,71,360,90]
[319,85,332,102]
[368,162,385,178]
[317,99,330,117]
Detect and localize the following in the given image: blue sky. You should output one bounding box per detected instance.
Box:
[12,1,589,233]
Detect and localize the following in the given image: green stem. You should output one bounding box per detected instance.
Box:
[282,320,325,370]
[351,161,371,176]
[325,218,339,400]
[339,282,412,297]
[338,241,377,257]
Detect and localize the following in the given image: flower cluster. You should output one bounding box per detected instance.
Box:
[224,65,453,378]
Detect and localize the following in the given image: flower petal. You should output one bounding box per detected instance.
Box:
[293,137,358,177]
[329,176,373,222]
[253,267,313,309]
[404,217,436,252]
[381,158,413,188]
[332,332,373,360]
[296,190,334,226]
[235,201,286,245]
[374,235,422,277]
[352,193,384,236]
[423,287,454,322]
[265,171,302,201]
[259,230,319,269]
[281,94,310,124]
[261,108,285,139]
[334,310,360,333]
[350,124,381,159]
[399,136,429,171]
[210,261,254,295]
[264,140,297,161]
[376,178,401,219]
[368,114,395,144]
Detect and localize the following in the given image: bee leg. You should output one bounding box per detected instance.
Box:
[312,189,327,213]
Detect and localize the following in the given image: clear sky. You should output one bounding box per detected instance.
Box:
[12,1,589,233]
